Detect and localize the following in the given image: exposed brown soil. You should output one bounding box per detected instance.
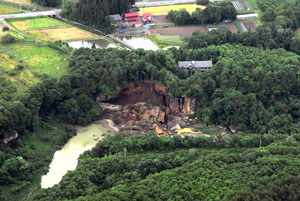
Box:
[226,23,238,33]
[151,26,207,37]
[106,81,169,107]
[152,15,174,25]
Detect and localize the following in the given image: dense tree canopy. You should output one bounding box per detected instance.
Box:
[168,2,237,25]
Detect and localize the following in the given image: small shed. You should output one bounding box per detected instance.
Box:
[134,21,142,27]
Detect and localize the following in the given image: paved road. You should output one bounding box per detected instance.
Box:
[0,9,61,20]
[135,0,196,7]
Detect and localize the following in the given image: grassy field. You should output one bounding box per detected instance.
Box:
[0,4,19,14]
[139,4,206,15]
[8,17,98,41]
[3,0,32,6]
[27,27,96,40]
[0,43,69,90]
[8,17,69,31]
[149,34,185,48]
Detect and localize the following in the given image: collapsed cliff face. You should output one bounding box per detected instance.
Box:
[97,81,196,136]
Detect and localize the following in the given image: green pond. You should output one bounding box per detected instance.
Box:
[41,122,112,188]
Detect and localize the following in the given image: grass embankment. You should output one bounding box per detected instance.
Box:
[7,17,97,41]
[139,4,206,15]
[148,34,185,48]
[0,43,69,90]
[0,121,76,201]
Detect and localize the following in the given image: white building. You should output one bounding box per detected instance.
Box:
[237,13,258,21]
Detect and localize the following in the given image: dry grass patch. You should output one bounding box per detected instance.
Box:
[0,5,18,14]
[3,0,31,6]
[27,27,96,40]
[9,17,68,31]
[139,4,206,15]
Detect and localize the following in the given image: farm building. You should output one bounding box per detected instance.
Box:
[125,12,139,21]
[178,61,213,74]
[134,21,142,27]
[237,13,258,20]
[110,14,122,22]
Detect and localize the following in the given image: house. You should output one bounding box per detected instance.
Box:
[134,21,142,27]
[178,61,213,74]
[125,12,139,21]
[110,14,122,22]
[236,13,258,20]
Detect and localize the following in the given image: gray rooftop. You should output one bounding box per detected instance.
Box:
[178,61,213,68]
[110,14,122,21]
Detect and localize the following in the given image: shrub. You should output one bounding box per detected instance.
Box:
[1,34,16,44]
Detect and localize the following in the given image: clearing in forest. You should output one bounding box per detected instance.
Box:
[27,27,96,40]
[8,17,68,31]
[139,4,206,15]
[0,43,69,90]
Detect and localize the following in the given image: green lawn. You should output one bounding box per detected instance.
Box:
[7,17,69,31]
[149,34,185,48]
[0,43,69,90]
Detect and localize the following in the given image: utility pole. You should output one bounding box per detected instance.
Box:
[19,1,21,12]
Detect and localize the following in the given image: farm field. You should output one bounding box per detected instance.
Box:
[3,0,31,6]
[0,4,19,14]
[8,17,68,31]
[27,27,96,40]
[7,17,97,41]
[0,43,69,90]
[151,26,207,37]
[139,4,206,15]
[148,34,184,48]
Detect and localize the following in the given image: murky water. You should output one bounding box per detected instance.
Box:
[117,36,159,50]
[68,38,117,49]
[41,123,112,188]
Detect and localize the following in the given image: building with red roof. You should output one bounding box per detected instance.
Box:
[125,12,139,21]
[134,21,142,27]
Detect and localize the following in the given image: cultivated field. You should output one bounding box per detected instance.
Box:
[27,27,96,40]
[149,34,184,48]
[8,17,97,41]
[8,17,68,31]
[151,26,207,37]
[0,43,69,89]
[139,4,206,15]
[3,0,31,6]
[0,4,19,14]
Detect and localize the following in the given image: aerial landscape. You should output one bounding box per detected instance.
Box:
[1,0,300,200]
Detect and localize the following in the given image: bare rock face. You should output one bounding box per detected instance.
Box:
[183,96,196,115]
[169,97,180,114]
[3,133,18,144]
[153,123,164,135]
[98,81,197,136]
